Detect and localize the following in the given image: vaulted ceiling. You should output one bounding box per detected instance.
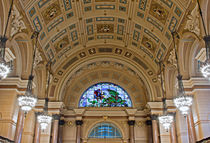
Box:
[18,0,191,68]
[15,0,194,103]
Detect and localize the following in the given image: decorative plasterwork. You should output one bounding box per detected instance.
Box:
[167,48,177,67]
[10,5,26,37]
[184,4,200,37]
[33,49,42,68]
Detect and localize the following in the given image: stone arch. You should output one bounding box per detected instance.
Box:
[53,55,158,108]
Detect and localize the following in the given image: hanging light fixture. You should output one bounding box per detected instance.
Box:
[196,0,210,79]
[158,62,174,130]
[17,31,39,114]
[37,62,52,130]
[171,31,193,115]
[37,99,52,130]
[0,0,14,80]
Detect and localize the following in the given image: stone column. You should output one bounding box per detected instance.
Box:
[146,120,153,143]
[151,115,160,143]
[76,120,83,143]
[187,110,196,143]
[170,119,177,143]
[128,120,135,143]
[58,120,65,143]
[34,113,41,143]
[51,114,60,143]
[14,110,25,143]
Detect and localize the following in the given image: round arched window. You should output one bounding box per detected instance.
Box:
[88,122,122,138]
[79,82,132,107]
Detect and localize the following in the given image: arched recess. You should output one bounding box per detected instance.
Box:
[178,32,202,79]
[165,65,177,98]
[49,45,162,107]
[88,122,122,138]
[63,65,147,109]
[84,120,125,141]
[12,33,34,79]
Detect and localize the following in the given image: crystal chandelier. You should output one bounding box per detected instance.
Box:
[171,31,193,115]
[196,0,210,79]
[37,99,52,130]
[0,0,14,80]
[18,31,39,114]
[159,114,173,130]
[37,62,52,130]
[158,62,173,130]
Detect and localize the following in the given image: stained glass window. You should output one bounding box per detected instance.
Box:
[79,82,132,107]
[88,122,122,138]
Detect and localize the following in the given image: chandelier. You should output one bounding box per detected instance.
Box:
[159,115,174,130]
[37,62,52,130]
[18,31,39,114]
[158,62,173,130]
[171,31,193,115]
[37,99,52,130]
[196,0,210,79]
[0,0,14,80]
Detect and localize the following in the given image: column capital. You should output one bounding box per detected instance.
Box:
[53,114,60,120]
[75,120,83,126]
[145,120,152,125]
[59,120,65,126]
[151,114,158,120]
[128,120,135,126]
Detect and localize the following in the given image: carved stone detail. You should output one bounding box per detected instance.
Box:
[184,4,200,37]
[167,49,177,67]
[11,6,26,37]
[34,49,43,68]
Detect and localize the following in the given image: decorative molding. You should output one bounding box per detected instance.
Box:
[10,5,26,37]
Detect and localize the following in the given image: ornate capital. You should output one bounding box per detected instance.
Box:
[145,120,152,125]
[59,120,65,126]
[75,120,83,126]
[53,114,60,120]
[151,114,158,120]
[128,120,135,126]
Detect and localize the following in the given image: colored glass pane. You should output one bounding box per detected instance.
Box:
[79,82,132,107]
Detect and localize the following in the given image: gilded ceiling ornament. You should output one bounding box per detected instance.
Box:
[97,24,114,33]
[142,36,156,53]
[149,1,169,24]
[10,5,26,37]
[55,36,70,53]
[184,4,200,37]
[42,2,62,24]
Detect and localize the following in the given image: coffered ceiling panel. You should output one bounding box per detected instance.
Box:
[18,0,191,72]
